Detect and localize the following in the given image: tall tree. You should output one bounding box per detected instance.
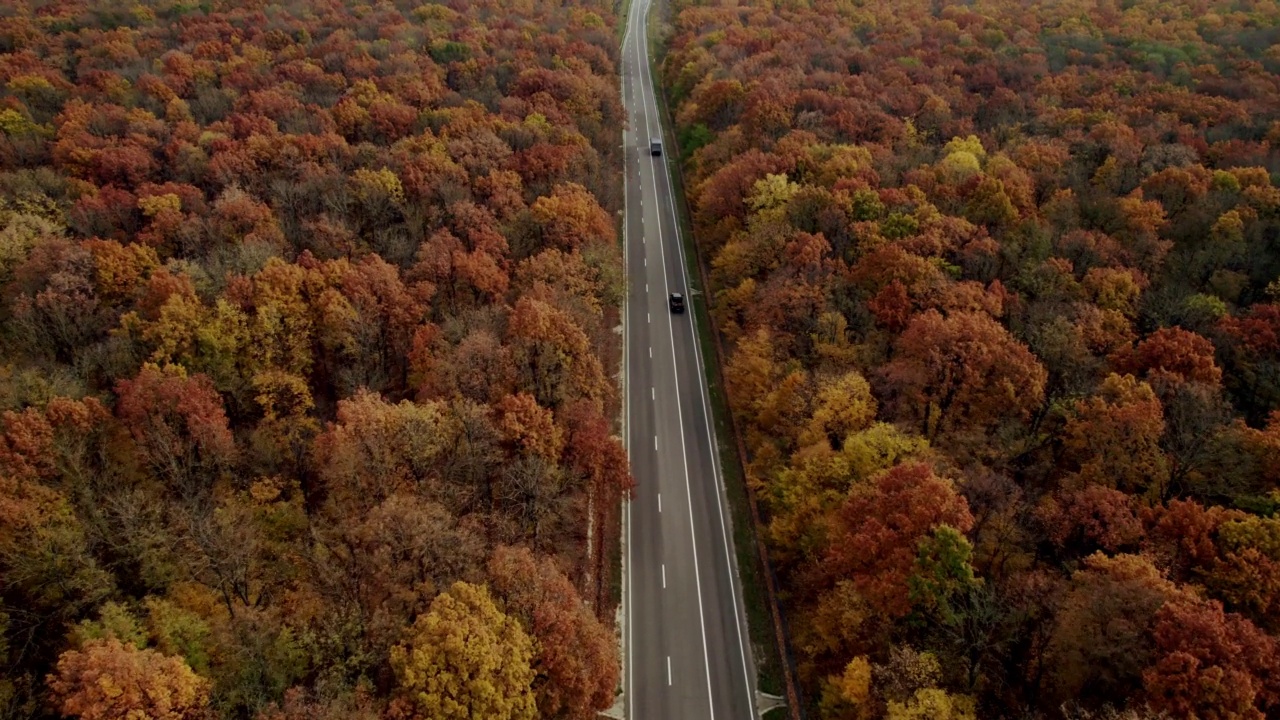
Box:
[879,310,1047,444]
[1045,553,1187,706]
[488,546,619,719]
[389,582,536,720]
[824,463,974,619]
[47,638,210,720]
[114,365,235,503]
[1142,598,1279,720]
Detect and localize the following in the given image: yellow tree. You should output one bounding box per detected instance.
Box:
[766,423,927,566]
[798,371,878,452]
[820,656,874,720]
[390,582,536,720]
[488,546,619,719]
[886,689,977,720]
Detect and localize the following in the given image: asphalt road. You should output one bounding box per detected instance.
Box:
[620,0,759,717]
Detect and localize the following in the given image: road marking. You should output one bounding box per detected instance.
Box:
[630,6,751,713]
[619,4,641,716]
[652,387,655,400]
[647,312,650,323]
[654,436,657,450]
[622,0,753,715]
[649,346,653,358]
[662,563,667,588]
[621,67,634,720]
[619,1,660,717]
[658,493,662,512]
[635,12,755,714]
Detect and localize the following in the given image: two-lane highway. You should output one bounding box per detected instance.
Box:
[620,0,758,717]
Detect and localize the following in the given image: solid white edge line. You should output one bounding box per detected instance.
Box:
[637,6,757,712]
[620,1,634,717]
[633,3,718,716]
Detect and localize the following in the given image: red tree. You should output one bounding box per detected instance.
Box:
[880,310,1047,441]
[1143,598,1280,720]
[824,462,974,618]
[488,546,619,719]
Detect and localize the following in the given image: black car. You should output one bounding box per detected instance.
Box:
[650,138,662,156]
[669,292,685,313]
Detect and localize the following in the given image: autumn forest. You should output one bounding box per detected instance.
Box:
[660,0,1280,717]
[2,0,1280,716]
[0,0,628,718]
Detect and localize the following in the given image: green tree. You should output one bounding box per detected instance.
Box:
[909,526,979,626]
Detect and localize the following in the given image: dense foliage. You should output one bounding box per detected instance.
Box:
[660,0,1280,716]
[0,0,628,717]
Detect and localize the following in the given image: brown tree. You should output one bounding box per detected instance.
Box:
[880,310,1047,442]
[1045,554,1187,706]
[488,546,619,719]
[48,638,210,720]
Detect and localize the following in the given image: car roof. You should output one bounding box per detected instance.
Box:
[670,292,683,297]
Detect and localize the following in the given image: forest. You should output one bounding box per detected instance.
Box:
[660,0,1280,717]
[0,0,629,718]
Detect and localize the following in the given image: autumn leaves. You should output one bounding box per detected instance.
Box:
[1,0,630,717]
[660,0,1280,715]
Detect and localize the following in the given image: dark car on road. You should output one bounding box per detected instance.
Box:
[669,292,684,313]
[650,138,662,155]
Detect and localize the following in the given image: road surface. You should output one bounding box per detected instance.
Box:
[620,0,759,717]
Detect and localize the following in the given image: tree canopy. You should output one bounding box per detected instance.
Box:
[0,0,627,716]
[660,0,1280,714]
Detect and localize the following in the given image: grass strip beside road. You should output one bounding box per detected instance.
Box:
[616,0,633,44]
